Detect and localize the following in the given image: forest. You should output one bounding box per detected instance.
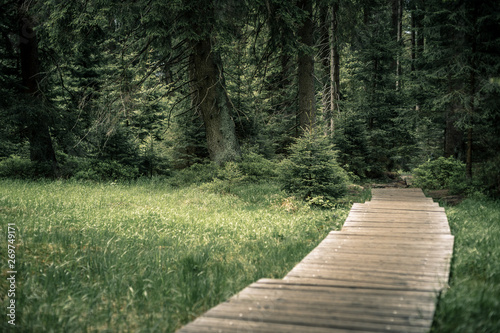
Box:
[1,0,500,195]
[1,1,500,331]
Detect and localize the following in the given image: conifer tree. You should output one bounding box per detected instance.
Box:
[186,0,241,164]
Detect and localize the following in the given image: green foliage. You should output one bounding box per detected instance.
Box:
[217,161,245,183]
[239,151,279,180]
[280,131,348,201]
[200,161,247,194]
[474,155,500,197]
[168,163,219,187]
[0,156,53,179]
[333,111,371,178]
[412,157,468,194]
[74,160,139,181]
[0,0,498,199]
[432,196,500,332]
[0,154,141,181]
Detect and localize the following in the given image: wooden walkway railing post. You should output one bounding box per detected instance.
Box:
[177,188,454,332]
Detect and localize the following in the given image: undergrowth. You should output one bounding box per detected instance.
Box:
[432,195,500,332]
[0,179,358,332]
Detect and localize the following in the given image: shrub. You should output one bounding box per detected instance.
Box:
[280,131,349,201]
[239,152,279,180]
[474,155,500,197]
[0,155,53,179]
[74,160,139,181]
[200,161,247,194]
[412,157,468,194]
[168,163,219,186]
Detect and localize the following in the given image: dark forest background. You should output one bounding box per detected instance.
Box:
[1,0,499,195]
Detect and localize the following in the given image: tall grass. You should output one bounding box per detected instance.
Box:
[0,179,354,332]
[432,195,500,332]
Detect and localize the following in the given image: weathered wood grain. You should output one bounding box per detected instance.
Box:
[176,188,454,332]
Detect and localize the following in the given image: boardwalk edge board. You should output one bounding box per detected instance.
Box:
[177,188,454,333]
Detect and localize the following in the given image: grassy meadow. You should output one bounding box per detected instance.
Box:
[0,179,359,332]
[2,178,499,332]
[432,195,500,332]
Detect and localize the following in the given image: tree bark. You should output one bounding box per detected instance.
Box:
[391,0,403,90]
[411,0,425,70]
[411,4,416,73]
[331,1,340,131]
[189,36,241,165]
[297,0,316,134]
[319,5,331,135]
[18,0,57,174]
[397,0,403,89]
[444,107,464,159]
[466,3,478,179]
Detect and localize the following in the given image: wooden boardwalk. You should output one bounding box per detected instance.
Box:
[177,188,454,332]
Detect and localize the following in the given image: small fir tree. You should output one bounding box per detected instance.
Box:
[280,131,348,201]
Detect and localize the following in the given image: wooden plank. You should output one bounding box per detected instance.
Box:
[298,255,452,274]
[304,248,453,261]
[350,207,446,213]
[309,243,453,257]
[345,214,449,221]
[321,233,454,245]
[340,227,451,235]
[363,201,439,206]
[315,238,454,253]
[285,266,450,287]
[177,316,386,333]
[301,249,453,263]
[230,291,436,317]
[250,281,441,307]
[346,212,448,218]
[345,214,448,222]
[342,222,450,229]
[295,260,451,278]
[298,256,452,272]
[341,224,450,231]
[328,231,454,242]
[282,275,445,292]
[344,218,449,224]
[249,279,439,305]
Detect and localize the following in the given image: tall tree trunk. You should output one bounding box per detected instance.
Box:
[189,36,241,165]
[411,0,425,69]
[397,0,403,89]
[412,0,426,113]
[444,72,464,159]
[331,1,340,132]
[466,3,478,179]
[411,4,416,73]
[391,0,403,90]
[297,0,316,134]
[466,126,472,178]
[18,0,57,175]
[444,107,463,159]
[319,5,331,135]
